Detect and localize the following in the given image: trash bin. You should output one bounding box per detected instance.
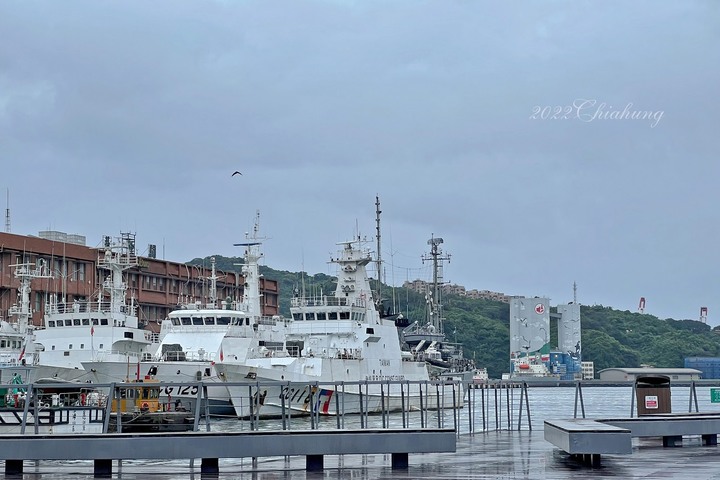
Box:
[635,375,671,415]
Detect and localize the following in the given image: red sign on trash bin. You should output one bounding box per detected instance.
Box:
[645,395,658,409]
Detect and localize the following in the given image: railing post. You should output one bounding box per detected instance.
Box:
[494,383,499,431]
[401,381,406,428]
[381,382,386,428]
[481,384,486,431]
[523,382,532,431]
[359,382,365,429]
[281,382,287,431]
[309,383,316,430]
[518,382,525,430]
[506,383,511,430]
[436,383,441,429]
[192,382,203,431]
[335,382,341,429]
[419,382,425,428]
[248,384,255,430]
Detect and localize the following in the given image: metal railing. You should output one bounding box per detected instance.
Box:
[2,378,533,436]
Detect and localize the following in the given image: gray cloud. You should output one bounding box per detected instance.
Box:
[2,0,719,322]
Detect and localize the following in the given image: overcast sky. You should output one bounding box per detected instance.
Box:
[2,1,719,324]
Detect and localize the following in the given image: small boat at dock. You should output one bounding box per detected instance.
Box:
[108,375,194,433]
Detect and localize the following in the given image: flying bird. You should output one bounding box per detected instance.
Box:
[232,171,242,176]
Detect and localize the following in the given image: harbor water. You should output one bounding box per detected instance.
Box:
[11,384,720,479]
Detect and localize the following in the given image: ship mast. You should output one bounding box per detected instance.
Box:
[234,210,264,318]
[98,232,138,316]
[422,235,450,335]
[207,257,219,308]
[8,260,52,334]
[375,195,382,301]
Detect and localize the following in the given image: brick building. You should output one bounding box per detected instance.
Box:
[0,231,279,332]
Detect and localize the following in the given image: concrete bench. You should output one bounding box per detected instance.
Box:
[0,428,456,476]
[544,419,632,466]
[602,414,720,447]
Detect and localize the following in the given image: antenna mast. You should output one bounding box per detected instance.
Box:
[573,281,577,303]
[5,188,9,233]
[375,195,382,300]
[422,234,450,334]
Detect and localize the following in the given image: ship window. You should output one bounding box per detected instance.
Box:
[359,313,365,322]
[366,328,374,334]
[172,318,181,326]
[316,312,327,320]
[0,340,5,348]
[80,344,84,349]
[216,316,230,325]
[52,345,55,350]
[293,313,302,321]
[82,319,90,326]
[48,321,55,327]
[340,312,350,320]
[192,317,203,326]
[328,312,338,320]
[64,320,72,326]
[64,351,70,356]
[304,313,315,321]
[99,344,104,349]
[69,344,73,349]
[205,317,216,325]
[91,319,99,325]
[100,319,108,326]
[181,317,192,325]
[73,319,81,326]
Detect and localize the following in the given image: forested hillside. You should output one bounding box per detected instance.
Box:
[189,255,720,379]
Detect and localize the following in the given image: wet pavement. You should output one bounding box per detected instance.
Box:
[14,385,720,478]
[205,430,720,479]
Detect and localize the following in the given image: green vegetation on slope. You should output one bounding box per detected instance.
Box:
[189,256,720,379]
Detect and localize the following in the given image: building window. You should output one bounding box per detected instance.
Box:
[78,263,86,282]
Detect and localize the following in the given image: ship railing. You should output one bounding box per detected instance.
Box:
[166,324,233,334]
[257,316,282,326]
[291,296,353,308]
[145,332,161,344]
[44,301,136,316]
[159,349,217,362]
[93,350,144,362]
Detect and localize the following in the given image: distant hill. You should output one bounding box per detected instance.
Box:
[189,255,720,379]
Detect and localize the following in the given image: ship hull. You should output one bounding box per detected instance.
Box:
[82,360,234,417]
[215,362,463,418]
